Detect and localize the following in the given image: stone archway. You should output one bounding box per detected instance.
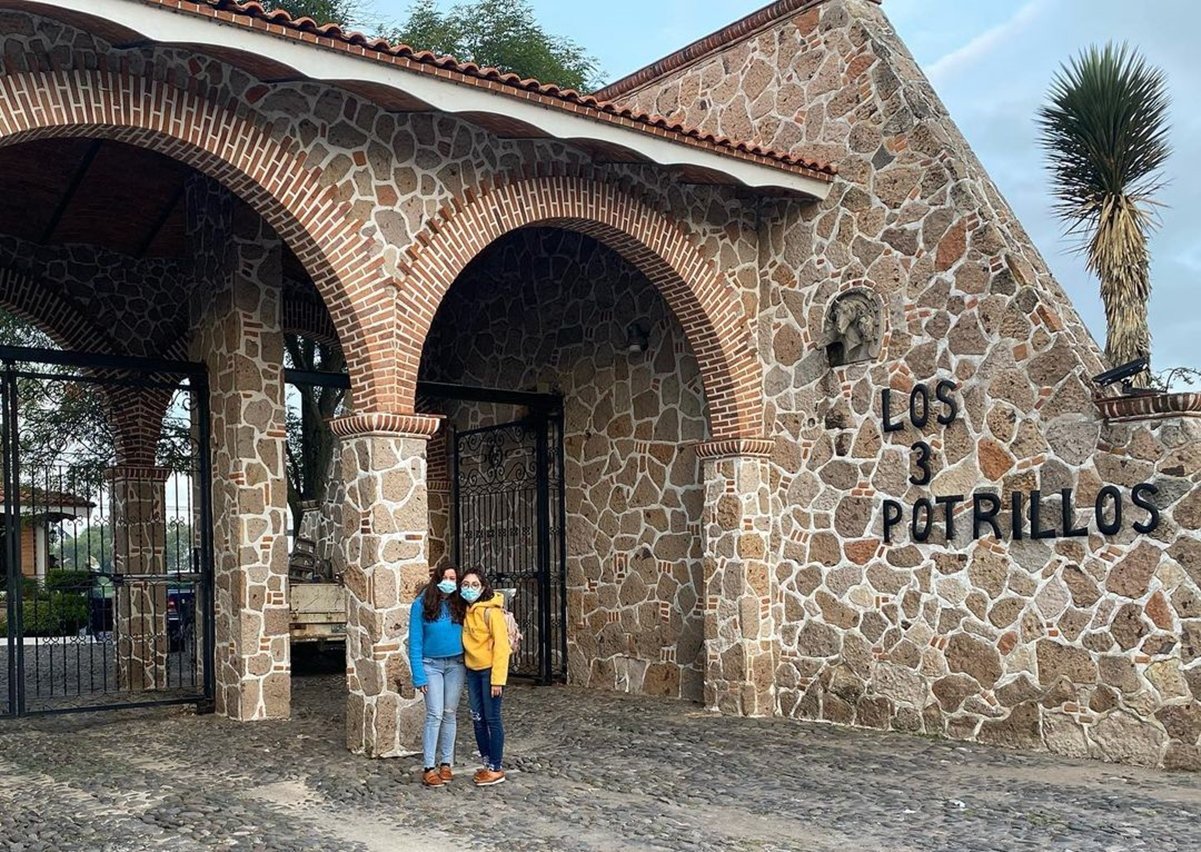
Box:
[0,69,402,722]
[395,173,768,444]
[0,68,396,412]
[0,267,120,354]
[387,174,779,722]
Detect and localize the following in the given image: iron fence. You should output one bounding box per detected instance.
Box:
[1,346,213,716]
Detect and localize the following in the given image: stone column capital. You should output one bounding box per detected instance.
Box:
[694,438,774,460]
[329,412,443,440]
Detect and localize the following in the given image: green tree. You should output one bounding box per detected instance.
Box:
[284,336,346,531]
[263,0,373,28]
[1037,43,1172,386]
[391,0,601,91]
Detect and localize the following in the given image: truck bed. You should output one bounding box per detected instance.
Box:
[290,583,347,643]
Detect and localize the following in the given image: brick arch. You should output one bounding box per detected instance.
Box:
[0,267,169,465]
[0,69,396,412]
[282,295,342,350]
[0,266,117,354]
[398,175,764,441]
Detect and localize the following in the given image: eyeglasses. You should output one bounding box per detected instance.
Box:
[461,581,482,590]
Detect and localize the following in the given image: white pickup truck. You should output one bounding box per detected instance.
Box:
[288,537,346,650]
[289,582,346,648]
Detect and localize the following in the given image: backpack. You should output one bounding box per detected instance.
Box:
[484,605,523,657]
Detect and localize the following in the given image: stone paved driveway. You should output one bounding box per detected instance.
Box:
[3,666,1201,851]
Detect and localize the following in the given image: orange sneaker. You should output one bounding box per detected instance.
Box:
[439,764,453,783]
[422,768,445,787]
[474,769,506,787]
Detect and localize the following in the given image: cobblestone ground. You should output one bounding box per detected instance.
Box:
[3,654,1201,851]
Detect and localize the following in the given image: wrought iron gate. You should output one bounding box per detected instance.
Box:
[1,346,214,716]
[454,415,566,683]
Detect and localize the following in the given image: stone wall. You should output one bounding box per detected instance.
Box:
[613,0,1201,767]
[421,229,710,701]
[0,233,188,358]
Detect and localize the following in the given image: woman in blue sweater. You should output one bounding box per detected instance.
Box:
[408,565,465,787]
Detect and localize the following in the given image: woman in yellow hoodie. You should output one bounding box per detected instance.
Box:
[453,567,511,786]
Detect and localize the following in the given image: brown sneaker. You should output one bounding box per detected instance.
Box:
[474,769,506,787]
[422,768,445,787]
[439,764,453,783]
[472,767,490,783]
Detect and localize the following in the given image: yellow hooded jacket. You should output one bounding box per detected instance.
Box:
[462,592,511,685]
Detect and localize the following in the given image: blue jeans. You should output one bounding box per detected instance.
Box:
[420,655,466,768]
[466,667,504,771]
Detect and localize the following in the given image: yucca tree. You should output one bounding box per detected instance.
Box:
[1037,42,1172,387]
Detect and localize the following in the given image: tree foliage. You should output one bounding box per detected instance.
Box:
[391,0,600,90]
[284,335,346,530]
[1037,42,1172,384]
[262,0,373,28]
[265,0,601,91]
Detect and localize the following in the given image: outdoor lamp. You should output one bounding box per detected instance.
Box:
[626,322,649,354]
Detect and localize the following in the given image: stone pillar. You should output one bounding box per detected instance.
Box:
[109,464,170,691]
[187,176,291,721]
[697,441,778,717]
[331,412,441,758]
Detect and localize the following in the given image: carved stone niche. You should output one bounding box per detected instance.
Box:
[823,289,883,367]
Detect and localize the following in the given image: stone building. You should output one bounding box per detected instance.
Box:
[0,0,1198,769]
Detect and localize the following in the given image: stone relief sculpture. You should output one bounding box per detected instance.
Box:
[824,289,883,366]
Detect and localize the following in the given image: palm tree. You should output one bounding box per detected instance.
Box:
[1037,42,1171,387]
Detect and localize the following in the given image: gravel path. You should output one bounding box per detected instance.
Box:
[3,656,1201,851]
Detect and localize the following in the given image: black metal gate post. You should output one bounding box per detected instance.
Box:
[195,371,217,713]
[2,362,25,716]
[534,415,553,685]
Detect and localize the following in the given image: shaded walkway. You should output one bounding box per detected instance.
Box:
[2,671,1200,851]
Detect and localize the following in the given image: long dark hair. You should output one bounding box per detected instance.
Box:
[422,565,462,624]
[449,566,494,624]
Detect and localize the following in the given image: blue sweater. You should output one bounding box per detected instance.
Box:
[408,593,464,688]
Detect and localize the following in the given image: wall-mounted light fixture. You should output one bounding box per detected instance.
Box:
[626,322,649,354]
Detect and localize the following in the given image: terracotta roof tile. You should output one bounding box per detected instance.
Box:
[157,1,836,180]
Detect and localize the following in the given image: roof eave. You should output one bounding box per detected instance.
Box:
[18,0,832,200]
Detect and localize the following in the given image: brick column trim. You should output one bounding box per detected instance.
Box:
[329,413,442,438]
[695,438,775,459]
[332,413,443,757]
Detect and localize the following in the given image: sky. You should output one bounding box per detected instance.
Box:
[372,0,1200,377]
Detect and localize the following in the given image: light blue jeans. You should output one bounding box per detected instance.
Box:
[421,655,466,768]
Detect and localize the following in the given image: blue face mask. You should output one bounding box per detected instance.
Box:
[460,586,482,604]
[436,579,456,595]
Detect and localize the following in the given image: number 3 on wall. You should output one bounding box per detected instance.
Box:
[910,441,932,486]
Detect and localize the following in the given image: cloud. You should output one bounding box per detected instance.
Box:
[926,2,1045,85]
